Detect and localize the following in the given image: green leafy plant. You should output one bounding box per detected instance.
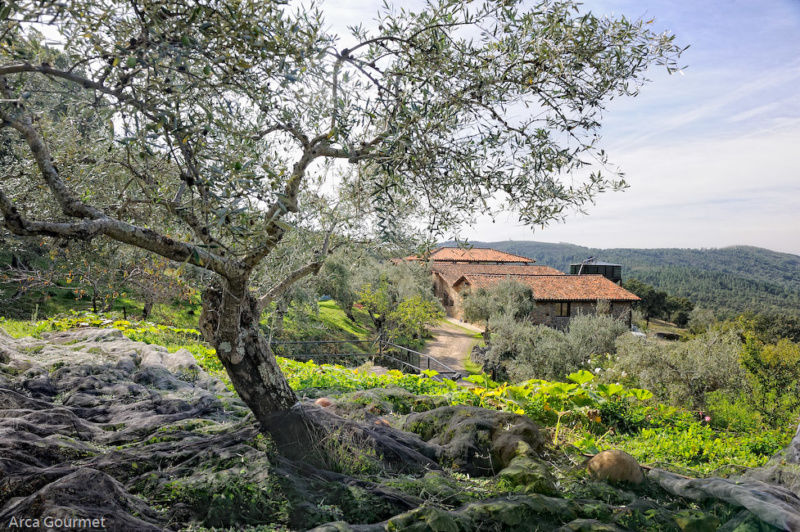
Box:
[740,336,800,427]
[4,313,791,479]
[611,422,787,476]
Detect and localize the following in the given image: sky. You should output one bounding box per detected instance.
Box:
[322,0,800,256]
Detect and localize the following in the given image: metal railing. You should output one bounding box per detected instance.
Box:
[268,339,375,367]
[269,335,462,381]
[378,338,461,381]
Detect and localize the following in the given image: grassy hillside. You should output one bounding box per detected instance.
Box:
[445,241,800,318]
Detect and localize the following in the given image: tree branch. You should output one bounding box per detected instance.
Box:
[252,124,310,147]
[243,145,320,267]
[0,88,241,279]
[0,185,236,277]
[257,228,334,314]
[1,79,106,220]
[0,63,151,116]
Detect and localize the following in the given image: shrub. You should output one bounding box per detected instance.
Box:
[687,307,716,335]
[610,328,745,409]
[673,310,690,328]
[631,308,647,331]
[485,312,629,382]
[705,390,763,433]
[565,313,630,363]
[462,279,536,327]
[489,314,568,382]
[740,337,800,428]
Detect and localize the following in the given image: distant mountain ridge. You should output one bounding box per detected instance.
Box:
[441,241,800,318]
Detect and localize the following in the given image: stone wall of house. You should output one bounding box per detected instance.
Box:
[440,275,634,328]
[453,297,633,329]
[433,273,461,318]
[529,301,633,329]
[611,302,633,326]
[450,282,478,320]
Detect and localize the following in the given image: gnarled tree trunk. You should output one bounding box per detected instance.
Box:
[199,278,313,456]
[273,296,289,336]
[141,300,154,320]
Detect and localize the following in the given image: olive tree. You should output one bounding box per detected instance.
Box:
[0,0,684,449]
[611,328,745,409]
[478,311,630,382]
[462,278,536,340]
[354,258,442,340]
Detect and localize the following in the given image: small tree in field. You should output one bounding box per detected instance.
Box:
[122,253,195,321]
[0,0,684,451]
[356,259,442,343]
[388,295,444,343]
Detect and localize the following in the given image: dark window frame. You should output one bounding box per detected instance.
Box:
[443,292,453,307]
[556,302,571,317]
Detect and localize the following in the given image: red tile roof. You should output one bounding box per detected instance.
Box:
[404,247,536,264]
[431,263,564,285]
[453,274,640,302]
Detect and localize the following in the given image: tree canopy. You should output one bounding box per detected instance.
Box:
[462,277,536,329]
[0,0,684,443]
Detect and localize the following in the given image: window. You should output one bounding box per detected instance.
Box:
[556,302,571,317]
[443,292,453,307]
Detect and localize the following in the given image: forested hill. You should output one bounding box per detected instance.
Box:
[445,241,800,318]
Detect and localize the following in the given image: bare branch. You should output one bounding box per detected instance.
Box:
[257,228,334,314]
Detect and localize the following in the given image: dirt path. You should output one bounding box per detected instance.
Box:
[422,320,481,374]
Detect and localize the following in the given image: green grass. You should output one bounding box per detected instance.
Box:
[443,319,485,338]
[316,300,369,338]
[0,318,41,338]
[0,285,202,328]
[275,301,375,344]
[7,288,94,320]
[464,358,484,376]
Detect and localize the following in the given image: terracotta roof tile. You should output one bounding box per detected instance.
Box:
[405,247,536,264]
[453,274,640,302]
[431,263,564,285]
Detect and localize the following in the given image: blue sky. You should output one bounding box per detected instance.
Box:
[325,0,800,255]
[469,0,800,255]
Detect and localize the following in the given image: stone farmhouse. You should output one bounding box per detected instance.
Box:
[404,247,640,328]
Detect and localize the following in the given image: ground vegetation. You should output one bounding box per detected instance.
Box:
[1,315,797,530]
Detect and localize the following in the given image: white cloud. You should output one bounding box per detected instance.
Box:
[468,128,800,255]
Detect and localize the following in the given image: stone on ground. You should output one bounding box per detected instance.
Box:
[586,450,644,484]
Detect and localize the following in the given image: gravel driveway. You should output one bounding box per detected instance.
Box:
[422,320,481,374]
